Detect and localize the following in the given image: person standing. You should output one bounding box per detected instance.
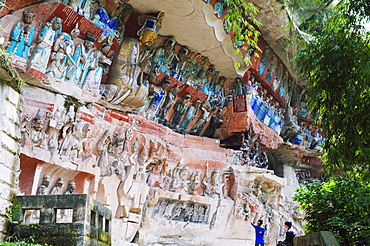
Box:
[251,220,266,246]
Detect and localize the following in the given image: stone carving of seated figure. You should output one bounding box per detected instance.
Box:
[170,166,190,193]
[202,164,223,199]
[36,175,51,195]
[146,161,166,189]
[64,181,76,194]
[50,178,64,195]
[30,115,46,148]
[101,38,148,107]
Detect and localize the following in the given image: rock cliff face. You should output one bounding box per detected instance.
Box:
[0,0,324,245]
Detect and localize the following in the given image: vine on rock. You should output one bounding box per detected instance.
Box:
[222,0,262,68]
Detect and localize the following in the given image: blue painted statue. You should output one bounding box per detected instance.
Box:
[7,11,35,59]
[214,1,224,18]
[65,32,95,86]
[91,8,118,42]
[259,47,270,76]
[152,39,176,75]
[265,55,277,84]
[170,94,191,127]
[156,83,179,124]
[28,17,63,71]
[145,79,171,121]
[179,100,202,133]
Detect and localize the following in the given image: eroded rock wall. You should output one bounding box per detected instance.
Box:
[0,78,21,240]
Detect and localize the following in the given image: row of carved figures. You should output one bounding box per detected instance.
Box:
[232,127,269,168]
[20,103,221,199]
[7,7,235,122]
[137,76,225,136]
[249,83,285,135]
[7,10,114,94]
[21,104,92,164]
[36,175,75,195]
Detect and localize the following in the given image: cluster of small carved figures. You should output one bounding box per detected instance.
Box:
[6,1,130,92]
[135,39,232,136]
[147,161,225,199]
[138,80,226,137]
[20,104,92,164]
[296,170,326,184]
[36,175,76,195]
[246,77,286,135]
[21,103,223,199]
[246,76,325,150]
[279,105,325,150]
[233,127,269,168]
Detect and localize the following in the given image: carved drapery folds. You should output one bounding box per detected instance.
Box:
[102,38,148,107]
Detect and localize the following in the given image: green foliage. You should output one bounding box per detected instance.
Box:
[0,47,26,89]
[293,2,370,244]
[4,203,42,244]
[293,177,370,245]
[222,0,262,66]
[294,0,370,178]
[4,202,20,225]
[0,243,47,246]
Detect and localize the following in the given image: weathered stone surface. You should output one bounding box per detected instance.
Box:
[13,194,111,245]
[294,231,340,246]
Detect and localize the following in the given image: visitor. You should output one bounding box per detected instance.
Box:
[251,220,265,246]
[277,221,296,246]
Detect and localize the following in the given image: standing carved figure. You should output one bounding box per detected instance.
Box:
[156,84,179,124]
[20,113,32,146]
[170,166,190,193]
[7,10,35,59]
[188,104,210,135]
[50,178,64,195]
[145,78,171,120]
[82,41,112,93]
[169,94,191,128]
[36,175,51,195]
[249,140,259,164]
[65,33,95,86]
[28,17,63,71]
[188,170,200,195]
[202,109,223,138]
[178,100,202,133]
